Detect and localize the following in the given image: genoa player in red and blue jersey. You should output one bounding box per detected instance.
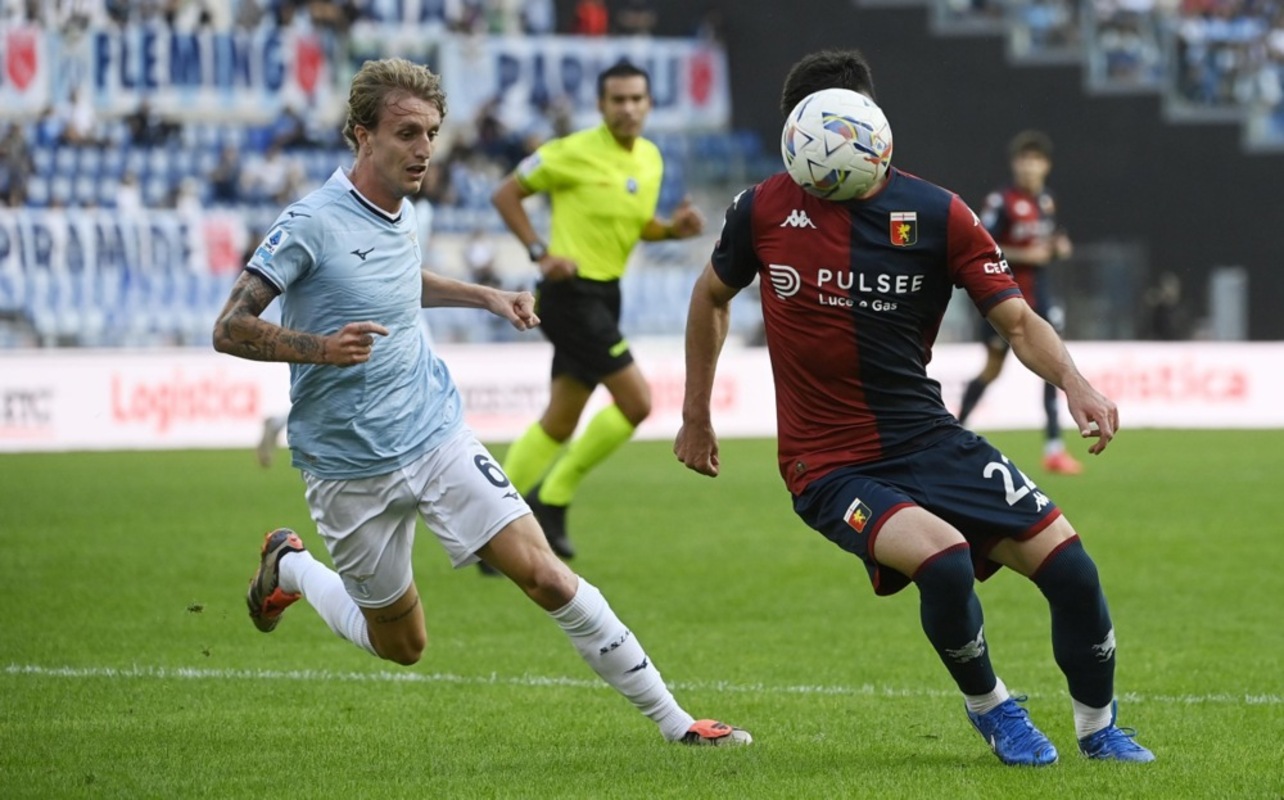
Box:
[957,130,1082,475]
[676,50,1154,766]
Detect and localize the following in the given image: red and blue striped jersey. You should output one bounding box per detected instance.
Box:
[712,168,1022,494]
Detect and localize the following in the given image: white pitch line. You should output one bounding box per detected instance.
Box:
[4,664,1279,706]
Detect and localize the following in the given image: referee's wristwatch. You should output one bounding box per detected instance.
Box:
[527,241,548,262]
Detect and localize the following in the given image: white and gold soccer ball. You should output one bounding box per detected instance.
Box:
[781,88,893,201]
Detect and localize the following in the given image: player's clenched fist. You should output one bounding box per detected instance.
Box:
[326,321,388,366]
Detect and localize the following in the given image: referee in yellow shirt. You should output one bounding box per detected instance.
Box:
[490,61,704,565]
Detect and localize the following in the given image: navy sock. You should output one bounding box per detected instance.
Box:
[1043,382,1061,441]
[913,545,996,696]
[1032,538,1115,708]
[958,378,988,425]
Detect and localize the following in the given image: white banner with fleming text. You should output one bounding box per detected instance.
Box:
[1,341,1282,453]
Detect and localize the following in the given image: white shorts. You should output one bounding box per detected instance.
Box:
[302,427,530,608]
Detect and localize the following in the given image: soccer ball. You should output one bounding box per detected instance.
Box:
[781,88,893,201]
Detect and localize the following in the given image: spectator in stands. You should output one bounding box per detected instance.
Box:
[445,0,488,32]
[489,61,705,565]
[208,145,244,206]
[695,3,726,42]
[126,99,180,147]
[170,176,204,217]
[116,171,144,216]
[522,0,555,34]
[417,160,456,207]
[0,123,33,207]
[615,0,658,36]
[302,0,359,33]
[475,98,528,172]
[271,106,317,150]
[573,0,608,35]
[243,143,291,205]
[163,0,216,29]
[463,227,501,289]
[234,0,266,29]
[1143,271,1190,340]
[56,86,99,147]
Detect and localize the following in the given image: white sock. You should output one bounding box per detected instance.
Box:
[549,578,695,741]
[1073,698,1114,740]
[964,676,1010,715]
[1044,438,1065,457]
[278,550,377,656]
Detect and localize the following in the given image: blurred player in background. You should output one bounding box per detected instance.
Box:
[214,57,749,748]
[490,61,705,566]
[676,49,1151,766]
[957,131,1080,475]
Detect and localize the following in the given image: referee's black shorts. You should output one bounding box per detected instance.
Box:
[535,276,634,387]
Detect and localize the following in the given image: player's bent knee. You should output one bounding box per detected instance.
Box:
[620,400,651,427]
[911,544,975,599]
[374,632,427,666]
[520,556,578,609]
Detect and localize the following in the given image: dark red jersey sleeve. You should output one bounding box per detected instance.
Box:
[946,194,1022,315]
[710,187,762,289]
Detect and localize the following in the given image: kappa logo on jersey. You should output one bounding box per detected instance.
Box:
[254,226,290,262]
[767,263,801,298]
[890,211,917,246]
[780,209,816,229]
[843,497,873,533]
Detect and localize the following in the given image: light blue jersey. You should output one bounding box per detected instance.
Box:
[248,168,462,479]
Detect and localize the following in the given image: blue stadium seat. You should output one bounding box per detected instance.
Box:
[73,176,98,206]
[54,147,76,175]
[26,175,49,206]
[124,147,146,178]
[49,176,72,206]
[143,176,169,206]
[100,146,125,178]
[79,147,102,177]
[32,146,52,175]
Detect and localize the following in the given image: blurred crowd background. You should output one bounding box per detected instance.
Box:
[0,0,1278,348]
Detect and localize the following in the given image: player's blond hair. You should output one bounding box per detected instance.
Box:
[342,57,447,154]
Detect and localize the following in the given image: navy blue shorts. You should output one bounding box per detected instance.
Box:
[792,428,1061,596]
[535,276,633,387]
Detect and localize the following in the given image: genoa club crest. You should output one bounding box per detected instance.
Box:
[890,211,917,246]
[844,497,874,533]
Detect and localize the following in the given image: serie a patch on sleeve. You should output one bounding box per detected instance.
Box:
[255,226,290,262]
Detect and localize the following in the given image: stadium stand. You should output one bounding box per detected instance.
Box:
[1,0,1277,347]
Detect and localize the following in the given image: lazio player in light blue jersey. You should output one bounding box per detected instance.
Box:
[212,57,749,747]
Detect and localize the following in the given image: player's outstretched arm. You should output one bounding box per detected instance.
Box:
[675,263,739,477]
[213,271,387,366]
[419,271,539,331]
[987,297,1119,454]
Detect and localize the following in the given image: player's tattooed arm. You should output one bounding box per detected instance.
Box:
[212,271,323,363]
[213,272,389,366]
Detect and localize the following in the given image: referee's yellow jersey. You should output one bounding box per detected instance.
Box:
[516,124,663,282]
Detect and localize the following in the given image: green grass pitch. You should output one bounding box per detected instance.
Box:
[2,430,1281,798]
